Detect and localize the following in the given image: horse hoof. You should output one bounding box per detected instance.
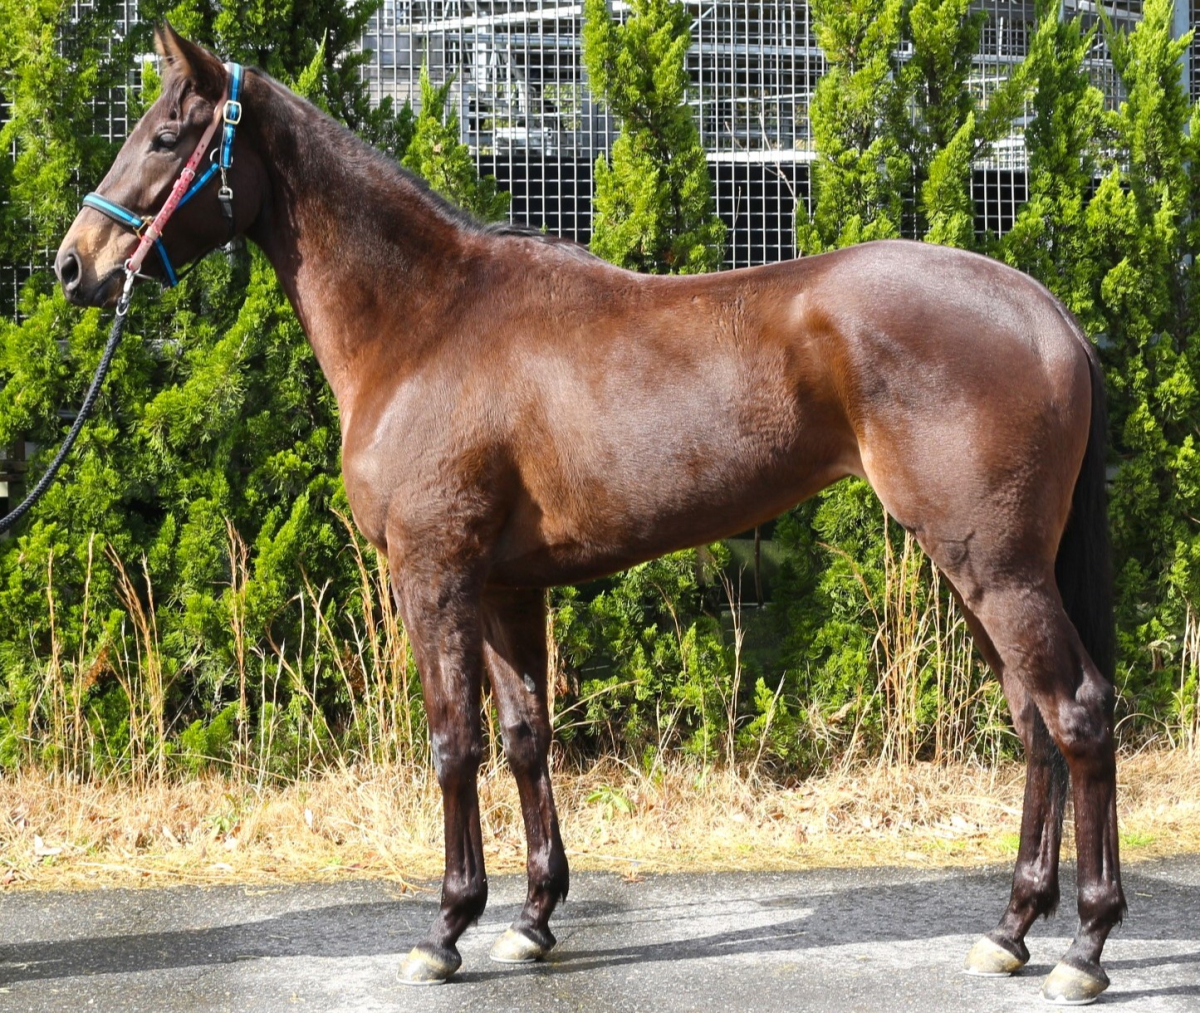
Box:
[489,927,552,964]
[397,945,461,985]
[1041,961,1110,1005]
[963,935,1028,976]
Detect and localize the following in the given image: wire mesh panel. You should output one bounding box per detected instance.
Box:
[970,1,1035,234]
[1,1,1164,295]
[688,1,821,267]
[362,1,822,267]
[363,2,610,249]
[0,0,141,313]
[1075,0,1142,111]
[1191,0,1200,103]
[360,1,1147,265]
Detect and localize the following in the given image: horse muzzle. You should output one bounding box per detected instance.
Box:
[55,243,123,308]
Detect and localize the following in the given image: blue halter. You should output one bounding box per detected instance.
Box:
[81,62,244,287]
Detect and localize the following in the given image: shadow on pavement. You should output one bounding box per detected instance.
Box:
[2,864,1197,999]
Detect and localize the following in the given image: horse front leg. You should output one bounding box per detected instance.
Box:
[394,568,489,985]
[481,587,569,964]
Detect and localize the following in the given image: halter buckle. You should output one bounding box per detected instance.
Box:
[223,100,243,125]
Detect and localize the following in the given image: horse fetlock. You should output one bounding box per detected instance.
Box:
[1074,892,1127,953]
[544,854,570,901]
[526,863,569,911]
[441,874,488,923]
[1011,866,1061,921]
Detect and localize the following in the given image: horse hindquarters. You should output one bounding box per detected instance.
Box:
[859,328,1121,1003]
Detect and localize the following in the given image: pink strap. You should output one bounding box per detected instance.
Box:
[125,76,230,276]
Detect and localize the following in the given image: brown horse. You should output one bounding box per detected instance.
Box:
[56,25,1123,1004]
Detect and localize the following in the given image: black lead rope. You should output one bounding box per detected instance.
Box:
[0,274,134,535]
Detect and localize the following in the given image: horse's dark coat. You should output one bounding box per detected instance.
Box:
[56,25,1124,996]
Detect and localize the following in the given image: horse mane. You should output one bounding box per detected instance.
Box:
[250,66,599,261]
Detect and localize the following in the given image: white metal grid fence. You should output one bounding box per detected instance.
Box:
[362,0,1149,266]
[1191,0,1200,102]
[1,0,141,311]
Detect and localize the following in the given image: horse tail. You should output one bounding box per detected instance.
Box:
[1055,317,1116,683]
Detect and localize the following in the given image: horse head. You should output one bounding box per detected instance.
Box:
[55,23,263,306]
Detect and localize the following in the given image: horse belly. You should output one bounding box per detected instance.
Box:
[490,386,855,588]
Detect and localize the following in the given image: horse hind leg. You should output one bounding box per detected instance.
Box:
[955,572,1124,1005]
[951,599,1069,979]
[481,587,569,964]
[965,691,1069,977]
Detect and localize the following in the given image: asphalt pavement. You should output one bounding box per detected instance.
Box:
[1,858,1198,1011]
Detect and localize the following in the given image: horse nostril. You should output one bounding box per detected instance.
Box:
[56,249,82,293]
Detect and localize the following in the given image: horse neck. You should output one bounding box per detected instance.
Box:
[243,73,476,411]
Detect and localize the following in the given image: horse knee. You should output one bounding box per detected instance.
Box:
[431,730,483,785]
[502,717,549,774]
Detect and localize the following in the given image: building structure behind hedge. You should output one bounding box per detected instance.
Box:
[359,0,1198,268]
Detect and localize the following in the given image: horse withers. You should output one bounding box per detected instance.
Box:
[55,25,1124,1004]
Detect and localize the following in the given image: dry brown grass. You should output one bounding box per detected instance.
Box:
[2,746,1196,892]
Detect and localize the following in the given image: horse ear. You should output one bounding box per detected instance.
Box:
[153,21,225,102]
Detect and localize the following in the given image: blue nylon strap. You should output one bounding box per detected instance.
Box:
[84,192,177,283]
[156,240,178,286]
[83,192,177,284]
[82,193,145,231]
[220,63,243,168]
[178,162,220,208]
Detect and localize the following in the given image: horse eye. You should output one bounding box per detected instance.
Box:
[155,130,179,149]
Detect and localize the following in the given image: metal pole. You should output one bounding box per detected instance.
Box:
[1174,0,1192,102]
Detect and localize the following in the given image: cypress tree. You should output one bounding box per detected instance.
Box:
[1085,0,1198,710]
[784,0,1034,760]
[902,0,982,246]
[401,66,510,221]
[560,0,732,764]
[798,0,905,253]
[999,0,1104,312]
[581,0,725,273]
[0,1,411,773]
[803,0,1024,252]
